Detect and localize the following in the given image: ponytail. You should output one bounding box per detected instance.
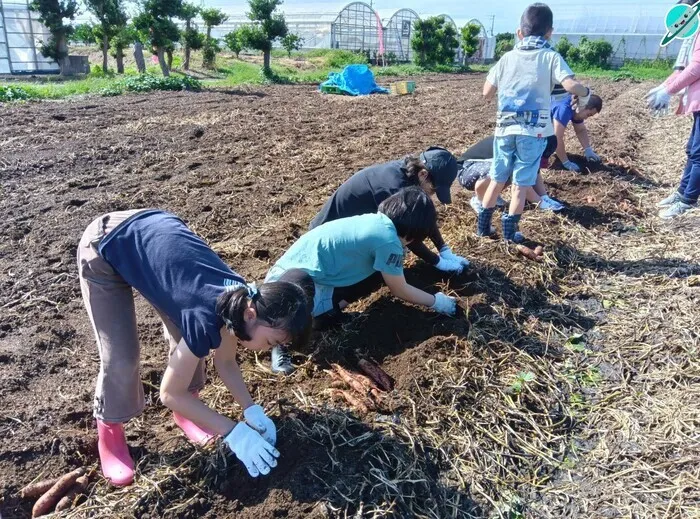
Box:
[216,280,312,347]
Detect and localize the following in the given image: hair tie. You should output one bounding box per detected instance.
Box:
[246,283,259,300]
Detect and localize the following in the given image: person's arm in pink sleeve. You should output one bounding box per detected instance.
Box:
[666,38,700,94]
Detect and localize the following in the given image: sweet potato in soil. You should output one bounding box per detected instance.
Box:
[20,478,60,500]
[32,468,86,517]
[358,359,394,391]
[55,474,90,512]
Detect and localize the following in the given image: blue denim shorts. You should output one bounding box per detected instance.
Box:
[490,135,547,187]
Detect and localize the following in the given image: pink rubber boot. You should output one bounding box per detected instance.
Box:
[172,392,216,445]
[97,420,135,487]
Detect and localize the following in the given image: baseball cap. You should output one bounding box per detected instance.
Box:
[419,146,458,204]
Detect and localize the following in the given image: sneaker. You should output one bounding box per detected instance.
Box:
[271,345,295,375]
[539,195,565,212]
[658,201,694,219]
[657,191,683,208]
[496,195,507,207]
[469,196,483,214]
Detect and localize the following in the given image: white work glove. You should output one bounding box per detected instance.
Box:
[224,422,279,477]
[583,147,601,162]
[431,292,457,315]
[574,87,592,112]
[562,160,581,173]
[435,256,464,274]
[439,245,470,269]
[645,85,671,114]
[244,404,276,446]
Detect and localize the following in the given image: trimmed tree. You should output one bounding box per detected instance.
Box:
[110,24,138,73]
[223,28,243,58]
[200,7,228,68]
[180,2,199,70]
[71,23,97,45]
[86,0,128,73]
[29,0,78,74]
[238,0,287,74]
[460,22,481,64]
[494,32,514,60]
[132,0,183,77]
[411,16,458,68]
[281,33,303,57]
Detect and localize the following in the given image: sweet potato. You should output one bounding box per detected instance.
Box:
[331,364,374,395]
[20,478,59,500]
[330,389,373,414]
[534,245,544,257]
[516,244,543,262]
[358,359,393,391]
[54,475,89,512]
[32,468,86,518]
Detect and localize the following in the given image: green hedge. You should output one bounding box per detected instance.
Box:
[101,74,202,96]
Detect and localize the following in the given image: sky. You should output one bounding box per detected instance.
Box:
[201,0,674,34]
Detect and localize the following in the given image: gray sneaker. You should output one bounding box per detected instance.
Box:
[657,191,683,208]
[271,345,294,375]
[658,201,694,219]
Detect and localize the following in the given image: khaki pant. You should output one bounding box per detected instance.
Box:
[77,210,205,422]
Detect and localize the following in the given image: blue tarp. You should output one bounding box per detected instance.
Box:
[319,64,389,96]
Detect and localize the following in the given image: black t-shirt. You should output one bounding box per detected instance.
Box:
[310,160,414,229]
[458,136,494,164]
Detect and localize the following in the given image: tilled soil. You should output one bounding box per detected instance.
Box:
[1,74,695,518]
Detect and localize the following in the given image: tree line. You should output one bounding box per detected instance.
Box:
[31,0,304,76]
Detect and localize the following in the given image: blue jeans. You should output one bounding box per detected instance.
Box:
[678,112,700,205]
[490,135,547,187]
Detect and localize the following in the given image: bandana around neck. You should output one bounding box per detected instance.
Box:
[516,36,552,51]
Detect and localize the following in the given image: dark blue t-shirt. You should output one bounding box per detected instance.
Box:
[551,94,584,128]
[98,210,245,358]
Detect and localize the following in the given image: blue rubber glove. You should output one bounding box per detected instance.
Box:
[439,245,470,269]
[244,404,276,446]
[224,422,279,477]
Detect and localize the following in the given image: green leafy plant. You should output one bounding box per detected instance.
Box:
[238,0,288,74]
[460,22,481,63]
[0,85,33,102]
[179,2,200,70]
[411,16,458,67]
[200,7,228,68]
[494,32,514,60]
[223,28,244,58]
[104,73,202,95]
[510,371,535,394]
[109,24,138,73]
[281,33,304,57]
[565,333,587,353]
[85,0,128,73]
[29,0,78,74]
[71,23,97,45]
[132,0,183,77]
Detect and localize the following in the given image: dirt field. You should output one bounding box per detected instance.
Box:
[1,74,699,519]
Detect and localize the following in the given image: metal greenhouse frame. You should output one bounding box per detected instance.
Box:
[0,0,58,74]
[384,8,419,62]
[330,2,384,56]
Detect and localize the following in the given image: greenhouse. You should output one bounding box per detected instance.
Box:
[330,2,384,56]
[552,14,684,63]
[383,8,420,62]
[0,0,58,74]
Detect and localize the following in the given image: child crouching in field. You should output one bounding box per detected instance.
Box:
[479,2,591,242]
[78,210,313,485]
[265,187,458,375]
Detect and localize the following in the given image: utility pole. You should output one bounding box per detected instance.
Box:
[488,15,495,37]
